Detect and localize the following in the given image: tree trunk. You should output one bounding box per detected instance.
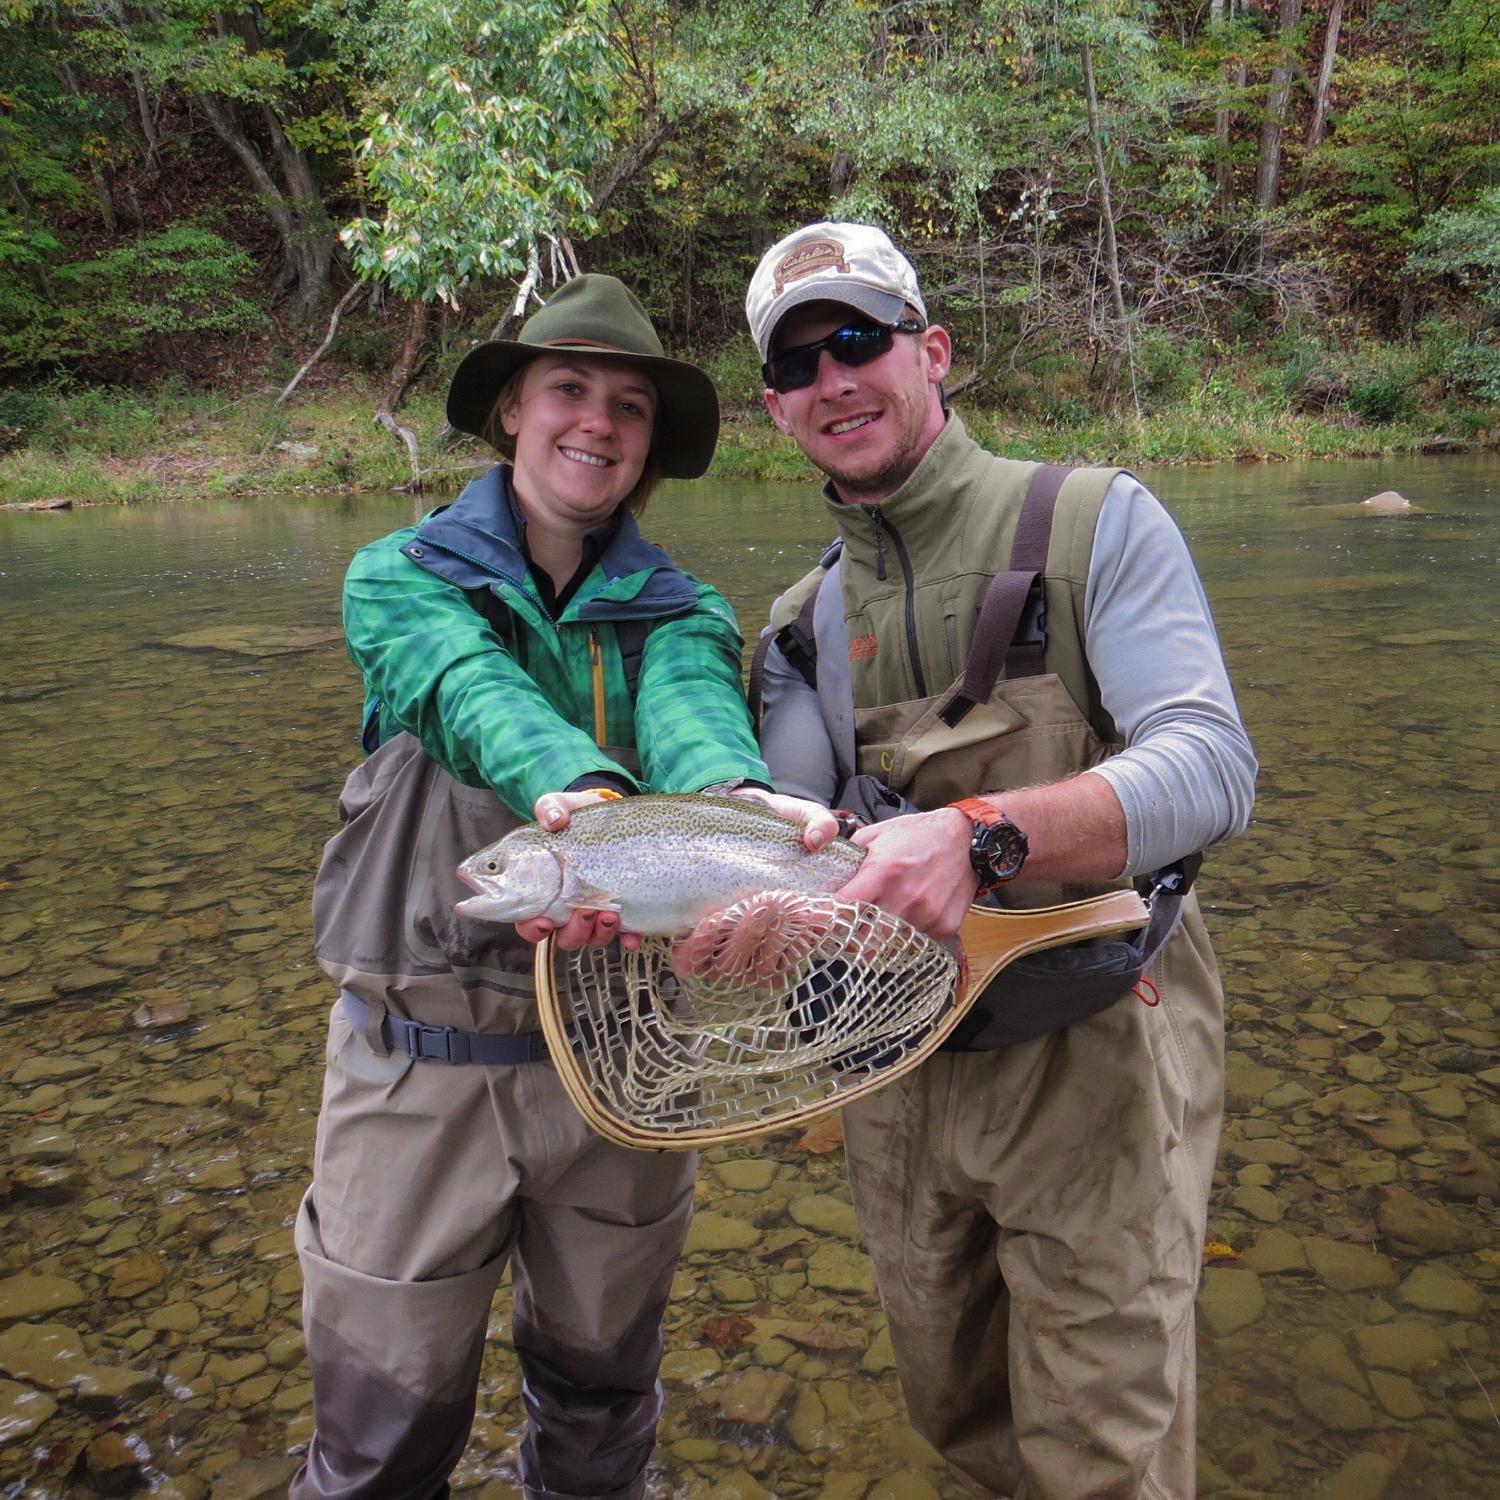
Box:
[55,59,118,231]
[1305,0,1343,151]
[1211,3,1243,208]
[278,281,368,405]
[260,105,336,317]
[1081,41,1138,416]
[589,114,683,217]
[375,298,433,491]
[131,68,163,172]
[1253,0,1304,216]
[111,3,164,170]
[1216,63,1245,207]
[193,92,334,321]
[829,150,852,200]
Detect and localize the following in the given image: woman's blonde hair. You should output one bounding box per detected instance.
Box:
[483,361,663,517]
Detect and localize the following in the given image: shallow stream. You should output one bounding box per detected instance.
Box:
[1,455,1497,1497]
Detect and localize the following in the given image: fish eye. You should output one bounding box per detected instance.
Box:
[484,859,502,874]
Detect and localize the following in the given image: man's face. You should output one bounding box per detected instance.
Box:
[762,302,951,505]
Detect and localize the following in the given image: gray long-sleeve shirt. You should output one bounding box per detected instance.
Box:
[758,473,1257,877]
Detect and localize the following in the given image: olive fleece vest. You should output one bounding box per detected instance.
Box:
[770,415,1122,748]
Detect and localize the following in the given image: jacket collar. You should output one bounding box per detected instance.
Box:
[823,413,988,573]
[405,466,698,618]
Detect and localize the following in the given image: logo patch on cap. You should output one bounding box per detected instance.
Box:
[774,238,850,296]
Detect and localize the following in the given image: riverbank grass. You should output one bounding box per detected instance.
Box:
[2,375,1493,504]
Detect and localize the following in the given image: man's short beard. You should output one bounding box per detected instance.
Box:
[820,451,922,502]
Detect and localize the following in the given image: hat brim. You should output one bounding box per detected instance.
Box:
[759,285,911,358]
[446,340,720,480]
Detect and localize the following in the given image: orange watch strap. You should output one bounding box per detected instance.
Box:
[949,796,1004,827]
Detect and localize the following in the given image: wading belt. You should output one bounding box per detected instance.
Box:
[340,991,553,1065]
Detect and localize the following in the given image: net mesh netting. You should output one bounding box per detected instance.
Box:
[550,889,959,1143]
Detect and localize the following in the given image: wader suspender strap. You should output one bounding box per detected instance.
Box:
[749,586,818,726]
[748,541,840,727]
[938,463,1072,728]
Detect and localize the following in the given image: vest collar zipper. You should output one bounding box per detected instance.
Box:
[860,505,926,699]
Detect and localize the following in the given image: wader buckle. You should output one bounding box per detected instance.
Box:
[392,1018,478,1063]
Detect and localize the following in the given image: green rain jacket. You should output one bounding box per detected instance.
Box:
[343,465,770,818]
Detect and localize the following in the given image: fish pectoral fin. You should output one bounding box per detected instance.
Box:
[564,878,621,913]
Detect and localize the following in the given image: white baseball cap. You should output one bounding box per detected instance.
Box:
[746,221,927,359]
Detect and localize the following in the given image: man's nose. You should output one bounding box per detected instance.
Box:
[813,347,856,396]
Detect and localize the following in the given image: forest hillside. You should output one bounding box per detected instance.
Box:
[3,1,1498,500]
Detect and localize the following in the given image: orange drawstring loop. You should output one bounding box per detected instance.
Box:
[1133,977,1161,1008]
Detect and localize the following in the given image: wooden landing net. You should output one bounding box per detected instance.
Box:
[535,886,1149,1149]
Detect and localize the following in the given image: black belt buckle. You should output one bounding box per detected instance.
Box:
[1015,576,1047,646]
[389,1017,467,1064]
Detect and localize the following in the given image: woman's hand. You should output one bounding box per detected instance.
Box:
[724,787,842,852]
[513,790,643,952]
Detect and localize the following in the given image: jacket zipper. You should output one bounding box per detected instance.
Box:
[863,507,927,699]
[589,629,608,746]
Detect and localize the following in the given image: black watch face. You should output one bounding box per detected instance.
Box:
[975,818,1028,883]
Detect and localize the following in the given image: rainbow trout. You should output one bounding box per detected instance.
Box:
[455,793,863,935]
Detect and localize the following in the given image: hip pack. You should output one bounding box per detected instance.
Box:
[834,773,1196,1049]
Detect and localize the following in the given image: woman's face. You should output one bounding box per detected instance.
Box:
[500,354,657,535]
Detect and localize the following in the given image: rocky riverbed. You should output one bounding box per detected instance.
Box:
[2,469,1498,1496]
[2,906,1496,1499]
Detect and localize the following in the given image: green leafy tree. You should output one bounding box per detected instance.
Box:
[344,0,612,307]
[1,224,266,371]
[1303,0,1500,330]
[65,0,342,320]
[1408,186,1500,399]
[329,0,615,478]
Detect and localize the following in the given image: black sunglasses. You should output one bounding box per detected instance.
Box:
[763,318,925,394]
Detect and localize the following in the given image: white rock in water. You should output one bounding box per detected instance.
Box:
[1361,490,1413,512]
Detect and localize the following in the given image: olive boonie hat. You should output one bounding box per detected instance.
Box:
[446,274,720,479]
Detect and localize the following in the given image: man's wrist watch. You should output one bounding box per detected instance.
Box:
[948,797,1030,891]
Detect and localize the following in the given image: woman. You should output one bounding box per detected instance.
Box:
[294,275,833,1500]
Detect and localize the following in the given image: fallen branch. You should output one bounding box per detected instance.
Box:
[400,453,492,492]
[434,252,549,448]
[277,282,369,405]
[374,408,421,493]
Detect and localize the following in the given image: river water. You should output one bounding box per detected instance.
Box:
[1,456,1496,1498]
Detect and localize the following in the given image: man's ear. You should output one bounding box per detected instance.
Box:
[763,389,793,435]
[921,324,953,386]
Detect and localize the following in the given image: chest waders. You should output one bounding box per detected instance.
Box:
[760,446,1228,1499]
[317,629,639,1061]
[294,635,692,1500]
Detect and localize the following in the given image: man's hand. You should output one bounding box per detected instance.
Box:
[836,807,977,940]
[514,790,642,952]
[726,787,842,852]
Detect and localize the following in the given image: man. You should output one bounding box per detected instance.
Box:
[746,222,1257,1499]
